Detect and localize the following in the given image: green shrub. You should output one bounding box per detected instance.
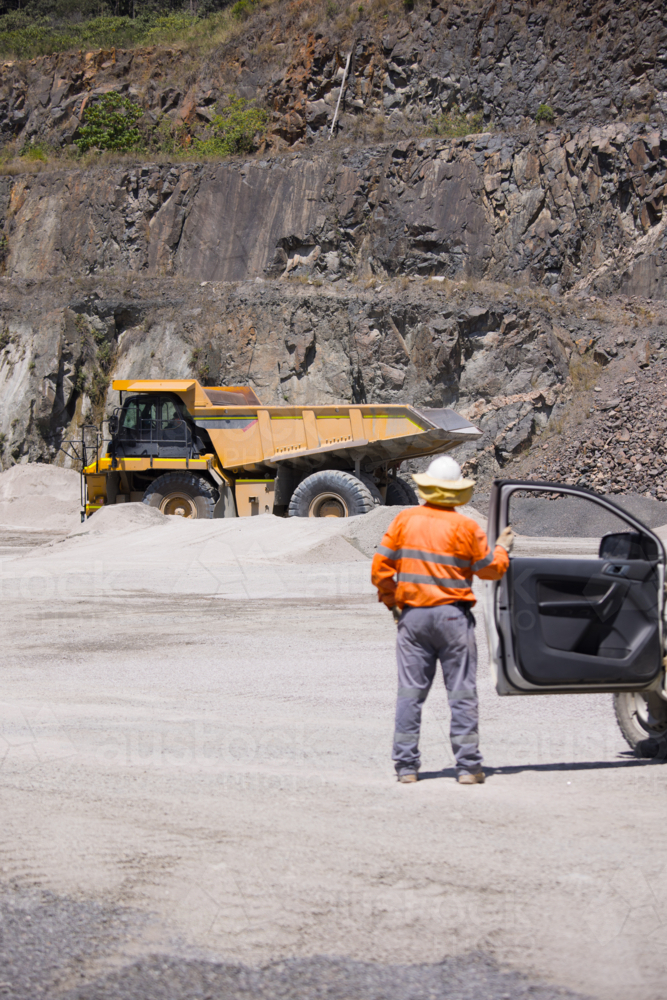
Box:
[97,340,112,371]
[90,368,110,405]
[75,92,144,154]
[0,7,236,59]
[231,0,256,20]
[193,96,268,157]
[428,108,484,138]
[535,103,555,124]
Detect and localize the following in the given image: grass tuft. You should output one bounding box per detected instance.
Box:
[425,108,485,138]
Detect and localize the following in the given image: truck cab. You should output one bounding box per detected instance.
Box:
[109,393,210,460]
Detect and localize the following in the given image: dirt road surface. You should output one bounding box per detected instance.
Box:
[0,480,665,1000]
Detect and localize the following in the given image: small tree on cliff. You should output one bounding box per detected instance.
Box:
[75,92,144,153]
[194,96,269,157]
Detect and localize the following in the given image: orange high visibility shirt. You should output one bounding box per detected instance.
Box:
[371,503,509,609]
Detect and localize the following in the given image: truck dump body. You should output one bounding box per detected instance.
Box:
[111,379,481,468]
[81,380,481,519]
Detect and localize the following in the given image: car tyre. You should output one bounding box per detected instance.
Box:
[614,691,667,759]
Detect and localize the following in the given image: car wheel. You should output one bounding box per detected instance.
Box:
[614,691,667,758]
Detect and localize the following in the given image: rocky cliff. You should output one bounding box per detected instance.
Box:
[1,0,666,150]
[3,124,667,296]
[3,272,666,497]
[1,0,667,495]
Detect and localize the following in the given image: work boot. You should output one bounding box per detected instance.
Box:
[457,770,485,785]
[397,772,418,783]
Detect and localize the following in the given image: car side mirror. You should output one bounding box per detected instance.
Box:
[108,413,119,436]
[599,530,658,561]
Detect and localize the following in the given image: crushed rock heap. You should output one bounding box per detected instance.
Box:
[524,362,667,500]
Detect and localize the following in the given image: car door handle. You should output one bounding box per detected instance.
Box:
[538,582,625,621]
[602,563,630,578]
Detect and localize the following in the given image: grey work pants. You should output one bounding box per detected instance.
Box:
[393,604,482,776]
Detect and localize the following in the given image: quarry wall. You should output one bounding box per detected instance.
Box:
[1,0,666,489]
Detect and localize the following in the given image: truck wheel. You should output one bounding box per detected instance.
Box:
[614,691,667,758]
[142,472,218,519]
[359,473,384,507]
[288,470,376,518]
[386,474,419,506]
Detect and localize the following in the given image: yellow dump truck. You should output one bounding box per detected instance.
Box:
[80,379,481,519]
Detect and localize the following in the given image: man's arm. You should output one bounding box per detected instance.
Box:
[371,517,403,607]
[469,523,511,580]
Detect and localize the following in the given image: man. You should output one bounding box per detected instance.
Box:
[163,412,186,442]
[371,455,514,785]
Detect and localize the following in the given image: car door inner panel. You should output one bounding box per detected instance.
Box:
[509,552,661,685]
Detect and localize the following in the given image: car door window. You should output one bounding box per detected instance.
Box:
[508,489,638,558]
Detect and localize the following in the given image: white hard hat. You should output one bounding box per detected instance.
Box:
[411,452,475,504]
[425,455,462,481]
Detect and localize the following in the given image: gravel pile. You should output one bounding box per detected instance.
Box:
[525,365,667,498]
[0,463,81,532]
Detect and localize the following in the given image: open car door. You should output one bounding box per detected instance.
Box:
[483,480,666,698]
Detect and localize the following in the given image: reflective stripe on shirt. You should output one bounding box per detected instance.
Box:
[392,547,471,569]
[379,545,490,574]
[471,551,493,571]
[377,544,398,558]
[397,573,471,588]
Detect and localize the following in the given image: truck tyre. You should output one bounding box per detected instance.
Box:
[386,474,419,506]
[142,472,218,519]
[614,691,667,758]
[288,470,376,518]
[359,473,384,507]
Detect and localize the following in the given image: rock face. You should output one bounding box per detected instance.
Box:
[4,124,667,298]
[1,1,666,151]
[0,276,571,478]
[3,272,667,497]
[2,0,667,496]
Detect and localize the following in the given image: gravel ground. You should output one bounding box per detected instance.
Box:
[1,485,666,1000]
[0,885,144,997]
[0,883,589,1000]
[63,952,589,1000]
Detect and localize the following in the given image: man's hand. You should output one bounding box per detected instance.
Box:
[496,526,515,553]
[390,605,402,624]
